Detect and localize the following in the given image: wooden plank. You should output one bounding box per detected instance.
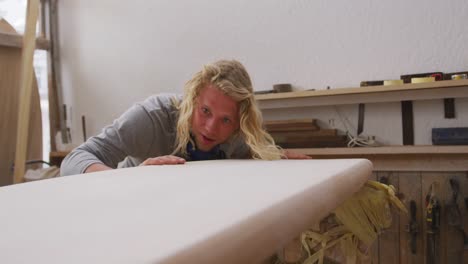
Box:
[296,154,468,172]
[13,0,41,184]
[49,0,69,144]
[272,132,346,149]
[264,118,319,132]
[286,146,468,155]
[48,74,59,151]
[44,0,59,151]
[49,151,70,167]
[0,19,42,186]
[39,0,46,38]
[275,136,347,145]
[264,118,316,125]
[0,32,50,50]
[398,172,424,264]
[377,172,400,264]
[288,147,468,172]
[49,151,70,158]
[269,129,337,140]
[266,126,321,132]
[367,156,468,172]
[255,79,468,101]
[277,136,348,148]
[258,86,468,109]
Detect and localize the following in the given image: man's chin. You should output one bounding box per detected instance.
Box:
[198,145,215,152]
[194,139,215,152]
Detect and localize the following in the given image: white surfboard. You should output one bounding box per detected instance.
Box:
[0,159,372,264]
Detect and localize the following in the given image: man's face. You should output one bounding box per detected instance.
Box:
[191,85,240,151]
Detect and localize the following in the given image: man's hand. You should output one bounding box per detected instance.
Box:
[140,155,186,166]
[281,149,311,159]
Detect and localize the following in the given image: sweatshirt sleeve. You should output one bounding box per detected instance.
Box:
[60,103,155,176]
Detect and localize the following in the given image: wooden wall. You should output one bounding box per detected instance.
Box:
[0,19,43,186]
[371,171,468,264]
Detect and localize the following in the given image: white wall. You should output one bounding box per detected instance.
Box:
[58,0,468,146]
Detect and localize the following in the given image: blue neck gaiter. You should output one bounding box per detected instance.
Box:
[186,141,226,161]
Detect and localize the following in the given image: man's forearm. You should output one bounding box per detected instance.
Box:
[85,163,113,173]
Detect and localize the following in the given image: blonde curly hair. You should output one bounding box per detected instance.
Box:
[172,59,282,160]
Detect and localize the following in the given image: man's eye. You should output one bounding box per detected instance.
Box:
[223,118,231,124]
[201,107,209,114]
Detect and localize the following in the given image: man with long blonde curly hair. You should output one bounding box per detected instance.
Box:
[61,60,308,176]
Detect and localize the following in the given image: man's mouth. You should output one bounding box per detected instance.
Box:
[201,134,215,144]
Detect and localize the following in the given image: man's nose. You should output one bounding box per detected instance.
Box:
[205,118,219,134]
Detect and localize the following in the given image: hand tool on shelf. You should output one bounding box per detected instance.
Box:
[446,179,462,228]
[444,71,468,80]
[446,178,466,263]
[401,72,444,83]
[426,183,440,264]
[446,179,468,248]
[405,200,418,254]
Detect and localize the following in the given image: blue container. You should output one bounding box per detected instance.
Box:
[432,127,468,145]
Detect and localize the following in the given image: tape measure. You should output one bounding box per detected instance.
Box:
[411,77,435,83]
[384,80,404,86]
[451,74,467,80]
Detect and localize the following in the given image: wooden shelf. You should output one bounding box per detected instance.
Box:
[289,145,468,172]
[290,145,468,155]
[49,151,69,167]
[256,79,468,171]
[256,79,468,109]
[0,32,50,50]
[49,151,70,158]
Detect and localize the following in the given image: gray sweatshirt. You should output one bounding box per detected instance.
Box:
[60,94,250,176]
